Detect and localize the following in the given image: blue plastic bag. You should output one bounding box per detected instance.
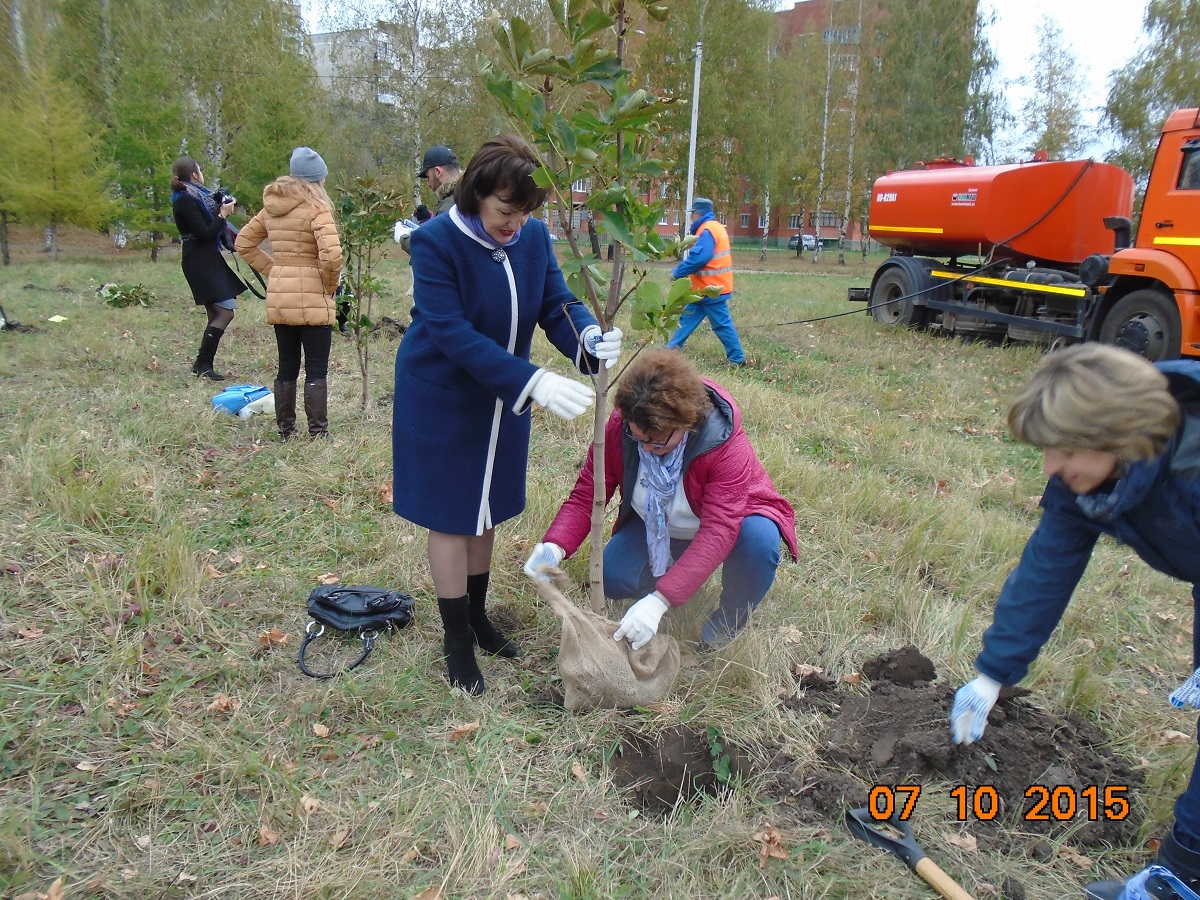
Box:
[212,384,271,415]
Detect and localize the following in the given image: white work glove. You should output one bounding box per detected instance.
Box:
[1170,666,1200,708]
[393,220,412,243]
[581,325,624,369]
[530,370,595,420]
[613,593,669,651]
[950,675,1002,745]
[523,542,565,582]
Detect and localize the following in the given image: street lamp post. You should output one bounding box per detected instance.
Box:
[684,40,702,223]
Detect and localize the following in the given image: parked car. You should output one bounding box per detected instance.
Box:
[788,233,817,251]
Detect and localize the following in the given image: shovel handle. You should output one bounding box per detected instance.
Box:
[914,857,976,900]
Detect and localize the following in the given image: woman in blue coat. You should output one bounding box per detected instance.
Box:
[948,343,1200,899]
[393,134,622,695]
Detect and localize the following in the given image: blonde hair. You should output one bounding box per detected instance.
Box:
[1007,343,1180,460]
[266,175,333,212]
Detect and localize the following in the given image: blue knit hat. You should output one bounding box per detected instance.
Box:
[689,197,714,216]
[290,147,328,182]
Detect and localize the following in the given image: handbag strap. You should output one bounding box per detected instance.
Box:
[226,249,268,300]
[297,621,378,679]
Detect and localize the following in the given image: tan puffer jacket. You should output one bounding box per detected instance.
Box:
[235,179,342,326]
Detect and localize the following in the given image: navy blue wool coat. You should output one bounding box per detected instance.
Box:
[392,207,600,535]
[976,360,1200,685]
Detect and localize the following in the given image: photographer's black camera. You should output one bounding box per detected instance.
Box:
[212,188,236,208]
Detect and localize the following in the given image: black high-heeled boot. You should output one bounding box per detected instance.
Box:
[466,572,519,658]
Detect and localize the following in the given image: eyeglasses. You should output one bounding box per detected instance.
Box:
[623,422,678,448]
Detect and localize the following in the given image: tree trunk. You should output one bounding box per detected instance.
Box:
[587,362,610,614]
[47,222,58,261]
[813,5,835,264]
[838,0,863,267]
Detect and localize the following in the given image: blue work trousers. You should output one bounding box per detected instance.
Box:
[603,513,781,645]
[666,293,745,364]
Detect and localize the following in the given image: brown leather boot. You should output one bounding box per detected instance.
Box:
[274,379,297,440]
[303,378,329,438]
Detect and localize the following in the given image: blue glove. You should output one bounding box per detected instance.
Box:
[950,675,1002,745]
[613,593,669,651]
[1171,666,1200,708]
[523,542,565,582]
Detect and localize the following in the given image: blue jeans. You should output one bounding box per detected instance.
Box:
[603,514,782,645]
[666,293,745,364]
[1172,613,1200,851]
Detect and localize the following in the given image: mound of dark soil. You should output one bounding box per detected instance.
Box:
[769,647,1143,851]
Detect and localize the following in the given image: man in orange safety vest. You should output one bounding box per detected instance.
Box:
[666,198,746,366]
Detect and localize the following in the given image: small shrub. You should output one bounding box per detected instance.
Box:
[97,282,155,308]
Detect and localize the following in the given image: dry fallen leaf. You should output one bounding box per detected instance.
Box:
[841,672,863,685]
[75,760,99,772]
[206,694,241,714]
[329,826,351,849]
[1059,845,1094,869]
[318,572,340,585]
[175,873,198,885]
[312,723,330,737]
[450,720,480,742]
[322,498,340,510]
[571,761,588,785]
[45,876,66,900]
[414,889,444,900]
[227,552,244,566]
[16,624,45,640]
[380,483,394,505]
[140,659,160,677]
[777,625,804,644]
[944,831,978,852]
[792,663,823,678]
[300,795,321,815]
[504,834,523,850]
[135,834,152,851]
[258,627,290,647]
[753,823,789,867]
[400,846,420,864]
[257,824,280,847]
[523,802,550,816]
[1162,729,1193,744]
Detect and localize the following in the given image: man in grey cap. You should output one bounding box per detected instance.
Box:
[400,145,463,254]
[667,198,746,367]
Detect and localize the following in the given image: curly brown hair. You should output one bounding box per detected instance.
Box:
[613,349,712,436]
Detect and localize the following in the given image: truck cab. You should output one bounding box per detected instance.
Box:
[1104,108,1200,359]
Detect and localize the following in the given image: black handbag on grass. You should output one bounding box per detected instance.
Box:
[298,585,416,679]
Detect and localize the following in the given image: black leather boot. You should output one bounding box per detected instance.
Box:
[303,378,329,438]
[1086,829,1200,899]
[192,326,226,380]
[273,379,297,440]
[466,571,519,658]
[437,596,484,695]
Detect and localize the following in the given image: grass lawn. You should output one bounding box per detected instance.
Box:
[1,231,1195,898]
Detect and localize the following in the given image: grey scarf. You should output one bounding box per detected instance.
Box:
[638,435,688,577]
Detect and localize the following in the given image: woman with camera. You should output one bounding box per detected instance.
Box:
[235,147,342,439]
[171,156,245,380]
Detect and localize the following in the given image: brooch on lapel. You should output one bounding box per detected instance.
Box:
[491,248,507,264]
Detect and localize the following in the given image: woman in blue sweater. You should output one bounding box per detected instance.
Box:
[392,134,621,695]
[950,343,1200,899]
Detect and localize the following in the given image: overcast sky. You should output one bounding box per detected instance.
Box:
[981,0,1149,157]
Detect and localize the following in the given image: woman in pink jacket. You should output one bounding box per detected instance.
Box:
[524,348,797,650]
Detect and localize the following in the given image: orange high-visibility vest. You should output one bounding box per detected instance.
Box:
[690,219,734,295]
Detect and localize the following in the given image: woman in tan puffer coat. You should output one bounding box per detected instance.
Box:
[236,147,342,439]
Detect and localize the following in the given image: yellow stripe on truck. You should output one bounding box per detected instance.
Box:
[871,225,945,234]
[1153,236,1200,246]
[929,270,1088,298]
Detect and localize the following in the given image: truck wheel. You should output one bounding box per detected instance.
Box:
[1098,289,1182,361]
[870,267,929,328]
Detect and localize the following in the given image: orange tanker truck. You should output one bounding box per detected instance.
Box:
[848,107,1200,361]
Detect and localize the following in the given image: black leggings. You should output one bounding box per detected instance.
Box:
[274,325,332,381]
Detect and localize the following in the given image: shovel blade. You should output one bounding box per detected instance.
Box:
[846,806,927,871]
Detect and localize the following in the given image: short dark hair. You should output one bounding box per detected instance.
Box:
[454,134,548,216]
[613,349,712,435]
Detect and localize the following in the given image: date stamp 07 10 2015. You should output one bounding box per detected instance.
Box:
[868,784,1132,823]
